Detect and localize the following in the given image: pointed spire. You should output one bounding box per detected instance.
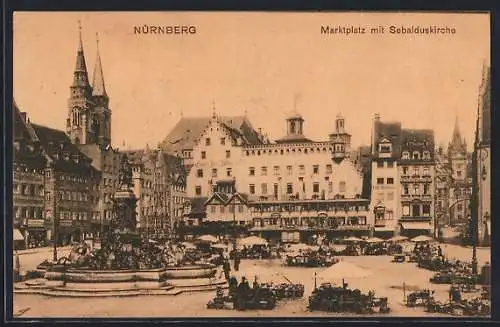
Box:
[211,100,216,119]
[452,114,461,141]
[92,33,107,97]
[74,20,88,73]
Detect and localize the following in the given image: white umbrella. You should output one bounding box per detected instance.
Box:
[365,237,385,243]
[411,235,434,243]
[238,236,268,246]
[197,234,218,243]
[13,229,24,241]
[388,235,409,242]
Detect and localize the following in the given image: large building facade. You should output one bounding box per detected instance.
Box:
[370,114,437,238]
[13,102,100,247]
[161,111,371,242]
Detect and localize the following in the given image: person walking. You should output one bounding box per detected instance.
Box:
[222,259,231,281]
[234,250,241,271]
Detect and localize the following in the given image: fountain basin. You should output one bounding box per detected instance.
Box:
[45,267,168,283]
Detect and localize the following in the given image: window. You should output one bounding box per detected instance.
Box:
[197,169,203,178]
[210,205,216,213]
[379,143,392,153]
[457,170,462,177]
[220,137,226,145]
[412,151,420,160]
[403,185,409,195]
[328,181,333,193]
[376,192,384,201]
[195,186,202,196]
[402,151,410,159]
[423,183,429,195]
[412,205,420,216]
[273,183,279,197]
[423,151,430,159]
[220,206,225,213]
[387,178,394,184]
[313,183,320,193]
[307,165,318,176]
[299,165,305,175]
[229,205,234,213]
[413,184,420,195]
[377,161,384,168]
[403,166,409,175]
[261,166,267,176]
[226,150,231,158]
[249,167,255,176]
[238,205,244,213]
[377,178,384,185]
[287,183,293,194]
[201,151,206,159]
[205,138,211,146]
[387,192,394,201]
[212,169,217,178]
[413,167,419,176]
[261,183,267,195]
[387,161,394,168]
[422,204,431,216]
[403,205,410,216]
[339,181,346,193]
[423,167,430,176]
[274,166,280,176]
[287,166,292,176]
[326,164,332,174]
[249,184,255,194]
[226,168,232,177]
[457,204,463,211]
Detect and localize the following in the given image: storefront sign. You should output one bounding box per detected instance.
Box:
[27,219,45,228]
[59,220,73,227]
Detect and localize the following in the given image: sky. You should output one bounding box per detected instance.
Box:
[13,12,490,151]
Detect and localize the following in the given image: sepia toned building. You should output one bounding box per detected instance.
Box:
[476,65,490,246]
[434,146,452,228]
[13,101,101,246]
[123,148,187,236]
[370,114,437,237]
[162,110,371,242]
[65,26,121,236]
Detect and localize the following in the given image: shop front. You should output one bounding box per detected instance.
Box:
[399,221,432,238]
[26,219,48,248]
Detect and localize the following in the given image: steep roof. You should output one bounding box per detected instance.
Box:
[92,36,107,97]
[401,129,435,160]
[159,116,262,154]
[31,123,97,175]
[188,197,208,215]
[373,121,402,159]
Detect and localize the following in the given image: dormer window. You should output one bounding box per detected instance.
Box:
[412,151,420,160]
[379,144,392,153]
[423,151,430,159]
[402,151,409,160]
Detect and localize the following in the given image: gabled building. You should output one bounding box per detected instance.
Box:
[13,101,100,246]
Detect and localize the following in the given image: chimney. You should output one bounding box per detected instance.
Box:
[20,112,27,123]
[371,113,381,155]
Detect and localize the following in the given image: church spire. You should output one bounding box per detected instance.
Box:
[74,20,88,74]
[92,33,107,97]
[452,114,461,142]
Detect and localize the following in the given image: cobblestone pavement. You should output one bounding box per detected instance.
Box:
[12,245,490,318]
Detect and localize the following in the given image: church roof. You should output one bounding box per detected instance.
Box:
[159,115,263,154]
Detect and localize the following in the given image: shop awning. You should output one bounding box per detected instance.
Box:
[13,229,24,241]
[375,227,394,232]
[401,222,432,231]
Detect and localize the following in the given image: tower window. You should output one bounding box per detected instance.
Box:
[201,151,206,159]
[205,138,211,146]
[290,121,296,134]
[197,169,203,178]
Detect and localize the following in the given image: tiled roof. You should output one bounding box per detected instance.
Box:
[374,121,402,159]
[401,129,435,159]
[158,116,263,154]
[30,123,97,175]
[275,135,314,143]
[188,197,209,214]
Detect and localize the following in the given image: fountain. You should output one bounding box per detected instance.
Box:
[14,155,227,297]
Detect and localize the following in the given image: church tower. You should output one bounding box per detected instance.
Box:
[329,113,352,163]
[92,33,111,148]
[448,115,467,182]
[66,22,96,145]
